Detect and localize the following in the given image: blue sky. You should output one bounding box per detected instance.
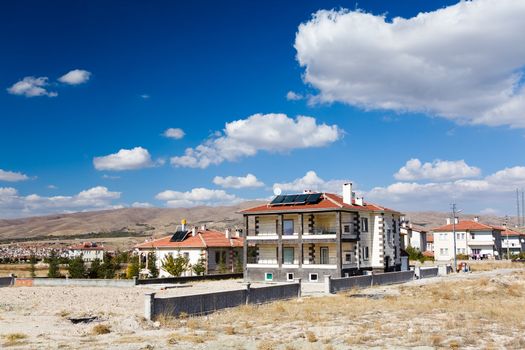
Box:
[2,0,525,218]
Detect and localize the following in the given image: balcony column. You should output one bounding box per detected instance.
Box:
[336,211,342,277]
[278,214,283,268]
[298,213,303,267]
[243,215,248,281]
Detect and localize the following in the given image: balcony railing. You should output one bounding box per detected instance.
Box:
[304,227,337,235]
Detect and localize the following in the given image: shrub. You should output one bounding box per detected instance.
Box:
[91,324,111,335]
[47,250,61,278]
[161,253,190,277]
[126,255,140,279]
[192,256,206,276]
[88,258,103,278]
[68,255,87,278]
[147,252,159,278]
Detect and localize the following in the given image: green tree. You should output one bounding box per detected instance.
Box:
[192,256,206,276]
[29,253,37,278]
[47,250,61,278]
[100,253,117,279]
[68,255,86,278]
[147,252,159,278]
[88,258,102,278]
[234,254,243,273]
[126,255,140,279]
[217,255,228,274]
[161,253,189,277]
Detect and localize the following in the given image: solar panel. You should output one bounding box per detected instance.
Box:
[270,195,286,205]
[169,230,188,242]
[306,193,322,204]
[294,194,309,203]
[282,195,298,203]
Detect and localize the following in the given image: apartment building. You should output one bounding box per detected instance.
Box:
[400,219,427,252]
[240,183,402,282]
[432,218,502,261]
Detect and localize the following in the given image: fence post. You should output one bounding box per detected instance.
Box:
[144,292,156,320]
[324,275,332,294]
[244,282,251,304]
[133,276,138,285]
[296,278,302,298]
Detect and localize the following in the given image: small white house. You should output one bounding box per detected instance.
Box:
[68,242,105,262]
[499,227,524,256]
[432,218,502,261]
[400,219,427,252]
[135,226,244,277]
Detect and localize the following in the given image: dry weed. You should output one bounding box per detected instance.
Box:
[305,331,318,342]
[91,324,111,335]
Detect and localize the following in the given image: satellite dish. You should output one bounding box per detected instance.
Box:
[273,187,282,196]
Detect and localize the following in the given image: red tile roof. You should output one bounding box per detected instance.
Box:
[426,233,434,242]
[240,192,400,214]
[135,229,243,249]
[69,242,105,250]
[432,220,498,232]
[495,227,523,237]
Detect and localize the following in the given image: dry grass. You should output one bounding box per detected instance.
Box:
[178,268,525,349]
[167,332,214,344]
[3,333,28,347]
[91,324,111,335]
[468,260,520,271]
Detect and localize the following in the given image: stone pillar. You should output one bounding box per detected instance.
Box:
[324,275,332,294]
[244,282,251,304]
[295,278,302,298]
[335,211,342,277]
[243,215,249,282]
[298,214,303,267]
[278,214,283,268]
[144,292,156,320]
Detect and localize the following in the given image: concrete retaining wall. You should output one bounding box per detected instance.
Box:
[328,270,417,293]
[14,277,137,287]
[330,275,373,293]
[0,276,14,287]
[371,270,414,286]
[416,267,439,279]
[145,282,301,320]
[136,273,242,285]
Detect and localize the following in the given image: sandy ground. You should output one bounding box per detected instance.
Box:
[1,268,524,349]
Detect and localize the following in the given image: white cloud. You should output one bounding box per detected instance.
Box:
[394,159,481,181]
[102,174,121,180]
[295,0,525,128]
[93,147,155,171]
[170,113,341,168]
[273,170,348,194]
[480,208,499,215]
[131,201,153,208]
[141,94,150,99]
[0,169,30,182]
[213,174,264,189]
[0,186,121,218]
[58,69,91,85]
[286,91,303,101]
[163,128,185,139]
[7,76,57,97]
[155,188,242,208]
[47,185,57,189]
[366,165,525,211]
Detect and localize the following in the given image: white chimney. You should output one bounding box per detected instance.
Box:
[201,224,207,231]
[355,197,364,206]
[235,229,242,237]
[473,216,479,223]
[446,218,451,225]
[303,189,313,194]
[192,227,197,236]
[343,183,353,205]
[454,217,459,224]
[225,229,231,239]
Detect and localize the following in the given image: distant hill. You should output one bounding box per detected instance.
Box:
[0,203,520,242]
[0,201,264,242]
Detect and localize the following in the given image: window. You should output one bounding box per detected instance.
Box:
[471,233,475,240]
[283,247,294,264]
[439,233,447,241]
[320,247,329,264]
[183,252,190,260]
[344,224,351,233]
[344,251,353,263]
[461,233,465,240]
[309,273,318,282]
[265,272,273,281]
[387,229,392,243]
[215,250,226,264]
[283,219,294,235]
[361,218,369,232]
[286,273,294,282]
[363,246,369,261]
[440,248,449,255]
[456,233,460,240]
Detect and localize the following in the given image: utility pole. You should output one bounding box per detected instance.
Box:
[451,203,458,272]
[521,189,524,227]
[517,189,521,228]
[505,215,510,260]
